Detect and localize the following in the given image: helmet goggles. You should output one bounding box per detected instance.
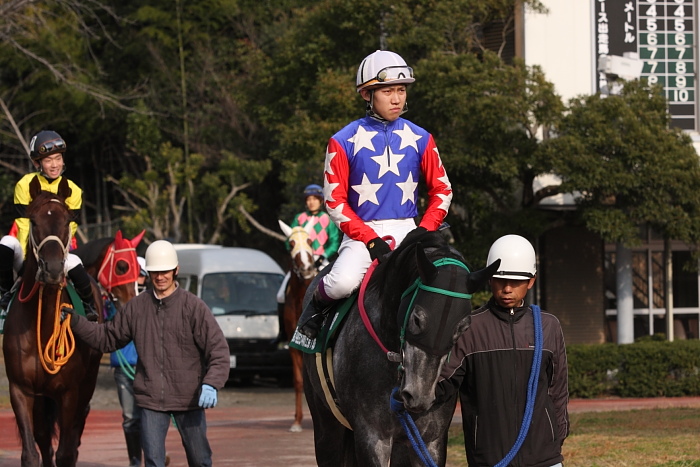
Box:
[38,138,67,156]
[358,65,414,90]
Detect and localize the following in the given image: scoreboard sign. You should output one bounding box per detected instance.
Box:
[595,0,696,130]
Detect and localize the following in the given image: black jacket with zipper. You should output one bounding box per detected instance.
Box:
[437,298,569,467]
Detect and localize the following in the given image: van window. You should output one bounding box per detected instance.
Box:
[188,275,198,295]
[177,275,198,295]
[201,272,283,316]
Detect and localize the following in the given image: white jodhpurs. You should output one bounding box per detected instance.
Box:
[319,218,416,301]
[1,234,83,274]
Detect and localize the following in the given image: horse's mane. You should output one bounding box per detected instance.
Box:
[74,237,114,267]
[387,230,464,270]
[373,230,466,307]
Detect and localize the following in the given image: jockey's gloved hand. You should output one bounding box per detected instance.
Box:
[366,237,391,263]
[314,255,326,269]
[198,384,218,409]
[402,226,428,246]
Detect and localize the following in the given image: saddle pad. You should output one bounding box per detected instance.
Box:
[65,283,90,318]
[288,292,358,354]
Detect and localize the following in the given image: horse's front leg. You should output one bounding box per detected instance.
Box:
[8,383,42,467]
[290,347,304,432]
[55,389,88,467]
[32,396,57,467]
[353,429,393,467]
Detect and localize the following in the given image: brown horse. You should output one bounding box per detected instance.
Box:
[2,177,103,467]
[278,219,318,433]
[74,229,145,314]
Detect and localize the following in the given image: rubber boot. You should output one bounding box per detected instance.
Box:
[273,302,288,346]
[124,430,142,467]
[68,264,99,321]
[298,289,333,339]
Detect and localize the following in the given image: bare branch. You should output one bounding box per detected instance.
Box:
[237,205,286,242]
[0,96,29,157]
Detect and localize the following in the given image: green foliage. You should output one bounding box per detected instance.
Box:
[3,0,700,261]
[567,343,620,398]
[542,81,700,247]
[568,341,700,398]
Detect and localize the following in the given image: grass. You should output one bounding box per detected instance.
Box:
[446,408,700,466]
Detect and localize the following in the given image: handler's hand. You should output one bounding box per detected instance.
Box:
[198,384,218,409]
[60,306,74,323]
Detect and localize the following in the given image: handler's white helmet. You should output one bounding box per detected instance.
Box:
[356,50,415,93]
[486,235,537,280]
[145,240,179,272]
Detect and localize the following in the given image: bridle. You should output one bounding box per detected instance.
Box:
[288,226,317,281]
[29,198,70,280]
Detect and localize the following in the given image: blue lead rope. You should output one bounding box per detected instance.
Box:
[494,304,543,467]
[390,388,438,467]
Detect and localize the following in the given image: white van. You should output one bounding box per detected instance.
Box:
[173,244,290,380]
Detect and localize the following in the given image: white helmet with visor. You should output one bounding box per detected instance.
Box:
[356,50,415,93]
[145,240,179,272]
[486,235,537,280]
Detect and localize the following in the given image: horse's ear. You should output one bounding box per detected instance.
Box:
[57,177,72,200]
[416,242,438,284]
[278,220,293,238]
[466,259,500,294]
[304,222,315,236]
[115,230,124,242]
[130,229,146,247]
[28,175,42,199]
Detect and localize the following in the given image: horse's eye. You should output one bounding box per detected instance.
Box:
[289,240,296,248]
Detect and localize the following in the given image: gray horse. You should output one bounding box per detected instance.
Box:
[299,231,498,466]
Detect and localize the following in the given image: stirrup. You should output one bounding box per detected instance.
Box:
[299,312,325,339]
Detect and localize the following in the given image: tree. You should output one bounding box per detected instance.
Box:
[108,102,271,244]
[541,80,700,248]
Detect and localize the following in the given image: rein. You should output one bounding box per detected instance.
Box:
[36,283,77,374]
[357,257,472,364]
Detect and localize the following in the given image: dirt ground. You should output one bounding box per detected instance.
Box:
[2,349,700,466]
[0,354,317,467]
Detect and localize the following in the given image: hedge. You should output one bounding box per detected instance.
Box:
[567,339,700,398]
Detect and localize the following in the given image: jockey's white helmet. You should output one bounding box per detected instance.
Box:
[356,50,415,93]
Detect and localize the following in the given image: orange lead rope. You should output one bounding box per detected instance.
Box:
[36,284,76,374]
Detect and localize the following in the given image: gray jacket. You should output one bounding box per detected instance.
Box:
[72,286,229,412]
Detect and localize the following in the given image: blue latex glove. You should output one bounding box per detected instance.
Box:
[198,384,218,409]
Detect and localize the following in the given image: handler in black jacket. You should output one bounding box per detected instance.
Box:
[437,234,569,467]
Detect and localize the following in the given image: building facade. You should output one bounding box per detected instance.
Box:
[518,0,700,343]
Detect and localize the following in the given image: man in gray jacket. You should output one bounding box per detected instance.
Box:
[70,240,229,467]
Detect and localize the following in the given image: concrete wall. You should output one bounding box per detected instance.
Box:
[523,0,595,102]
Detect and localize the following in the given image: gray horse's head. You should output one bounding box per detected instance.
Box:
[396,245,500,412]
